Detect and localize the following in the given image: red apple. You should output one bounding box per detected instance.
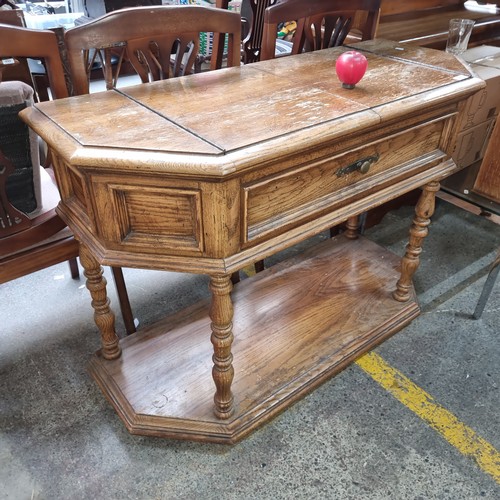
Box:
[335,50,368,89]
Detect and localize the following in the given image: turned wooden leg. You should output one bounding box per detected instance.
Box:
[393,181,440,302]
[79,243,121,360]
[344,215,360,240]
[209,274,234,419]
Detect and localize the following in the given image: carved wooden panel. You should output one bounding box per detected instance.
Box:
[50,153,92,232]
[68,168,86,206]
[102,184,204,254]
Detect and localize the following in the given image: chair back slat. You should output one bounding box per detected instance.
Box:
[64,5,242,96]
[260,0,381,60]
[242,0,277,63]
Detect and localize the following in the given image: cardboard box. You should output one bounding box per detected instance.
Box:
[456,46,500,131]
[452,117,496,168]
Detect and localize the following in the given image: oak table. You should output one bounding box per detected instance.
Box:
[21,40,484,443]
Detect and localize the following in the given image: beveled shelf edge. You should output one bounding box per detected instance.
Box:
[89,300,418,444]
[88,237,420,444]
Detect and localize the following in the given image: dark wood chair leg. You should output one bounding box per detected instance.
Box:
[329,226,341,238]
[230,271,240,285]
[111,266,136,335]
[68,257,79,279]
[254,260,265,273]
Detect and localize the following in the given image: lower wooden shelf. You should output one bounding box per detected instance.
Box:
[88,235,419,444]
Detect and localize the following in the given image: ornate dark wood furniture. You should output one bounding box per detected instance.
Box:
[217,0,381,63]
[260,0,381,61]
[0,23,135,334]
[64,5,242,95]
[21,40,484,443]
[377,0,500,50]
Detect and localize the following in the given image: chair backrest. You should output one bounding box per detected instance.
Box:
[0,23,69,99]
[64,5,242,96]
[241,0,278,64]
[0,26,74,274]
[0,77,79,286]
[0,24,70,240]
[0,3,25,27]
[0,88,65,264]
[0,24,74,273]
[260,0,381,61]
[0,24,134,332]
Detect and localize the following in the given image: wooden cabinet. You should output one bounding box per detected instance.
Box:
[473,116,500,203]
[21,40,484,443]
[377,0,500,50]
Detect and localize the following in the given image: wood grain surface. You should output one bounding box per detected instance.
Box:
[89,236,419,443]
[20,40,485,442]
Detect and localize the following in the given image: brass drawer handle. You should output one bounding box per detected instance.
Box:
[336,154,379,178]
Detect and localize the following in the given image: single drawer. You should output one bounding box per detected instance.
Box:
[242,116,449,244]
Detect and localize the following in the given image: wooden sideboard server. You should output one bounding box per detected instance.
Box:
[21,40,484,443]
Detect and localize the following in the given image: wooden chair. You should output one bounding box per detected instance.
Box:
[216,0,284,64]
[64,5,243,284]
[257,0,381,248]
[0,24,135,335]
[0,6,34,91]
[260,0,381,61]
[240,0,278,64]
[64,5,242,96]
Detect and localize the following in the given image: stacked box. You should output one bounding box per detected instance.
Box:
[452,46,500,168]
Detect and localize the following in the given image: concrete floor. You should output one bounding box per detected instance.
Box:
[1,200,499,499]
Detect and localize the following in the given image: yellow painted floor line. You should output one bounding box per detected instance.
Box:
[355,351,500,484]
